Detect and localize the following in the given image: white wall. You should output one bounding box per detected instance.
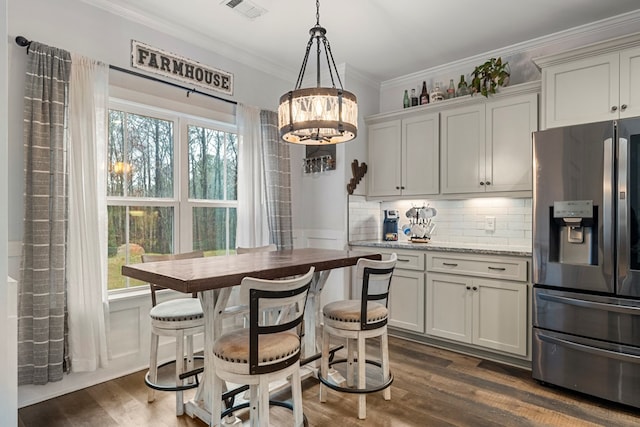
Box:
[1,0,17,423]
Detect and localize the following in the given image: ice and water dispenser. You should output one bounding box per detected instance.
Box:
[549,200,598,265]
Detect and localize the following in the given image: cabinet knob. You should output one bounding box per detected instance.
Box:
[472,286,478,291]
[401,186,405,190]
[611,105,618,112]
[479,181,485,186]
[395,186,400,190]
[466,286,471,290]
[485,181,491,186]
[621,104,628,111]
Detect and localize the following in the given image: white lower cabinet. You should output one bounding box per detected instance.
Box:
[376,249,425,333]
[426,253,528,357]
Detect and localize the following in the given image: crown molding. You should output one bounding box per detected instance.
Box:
[80,0,298,82]
[381,9,640,90]
[533,31,640,68]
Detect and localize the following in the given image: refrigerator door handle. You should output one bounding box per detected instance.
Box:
[539,292,640,315]
[618,136,629,286]
[538,333,640,364]
[603,137,614,279]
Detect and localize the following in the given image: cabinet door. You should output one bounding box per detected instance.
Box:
[368,120,402,197]
[388,269,425,333]
[426,273,472,343]
[441,105,486,194]
[402,113,439,196]
[472,279,527,356]
[620,46,640,119]
[543,53,619,129]
[486,93,538,192]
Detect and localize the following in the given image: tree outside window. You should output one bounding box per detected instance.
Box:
[107,104,237,291]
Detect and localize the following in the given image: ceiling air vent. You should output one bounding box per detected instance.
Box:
[221,0,267,20]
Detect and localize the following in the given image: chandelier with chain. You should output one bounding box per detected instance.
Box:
[277,0,358,145]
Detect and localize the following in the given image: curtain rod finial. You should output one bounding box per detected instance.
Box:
[15,36,31,47]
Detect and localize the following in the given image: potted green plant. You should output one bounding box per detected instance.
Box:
[470,57,510,97]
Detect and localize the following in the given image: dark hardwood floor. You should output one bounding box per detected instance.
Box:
[18,336,640,426]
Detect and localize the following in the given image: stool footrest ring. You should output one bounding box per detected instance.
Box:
[318,358,393,394]
[144,355,204,392]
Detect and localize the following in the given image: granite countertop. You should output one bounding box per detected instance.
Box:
[349,240,532,257]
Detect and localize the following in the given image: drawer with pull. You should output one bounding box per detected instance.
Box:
[427,252,528,282]
[379,249,425,271]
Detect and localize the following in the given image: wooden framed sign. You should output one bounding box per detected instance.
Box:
[131,40,234,96]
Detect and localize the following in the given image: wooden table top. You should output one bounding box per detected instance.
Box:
[121,248,381,294]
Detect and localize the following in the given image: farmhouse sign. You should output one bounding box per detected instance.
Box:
[131,40,234,96]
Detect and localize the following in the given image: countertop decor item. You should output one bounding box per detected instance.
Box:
[470,57,510,97]
[277,0,358,145]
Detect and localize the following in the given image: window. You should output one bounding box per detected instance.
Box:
[107,100,237,291]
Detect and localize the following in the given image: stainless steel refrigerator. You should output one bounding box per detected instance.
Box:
[532,118,640,409]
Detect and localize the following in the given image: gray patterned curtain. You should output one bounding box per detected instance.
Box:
[260,110,293,250]
[18,42,71,385]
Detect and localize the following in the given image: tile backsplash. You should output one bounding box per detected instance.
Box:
[350,197,532,248]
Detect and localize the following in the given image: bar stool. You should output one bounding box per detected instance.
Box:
[210,267,314,427]
[318,253,397,419]
[142,250,205,416]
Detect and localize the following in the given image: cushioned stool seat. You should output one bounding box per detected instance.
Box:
[323,300,388,329]
[149,298,204,322]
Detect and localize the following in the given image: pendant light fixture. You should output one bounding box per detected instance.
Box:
[278,0,357,145]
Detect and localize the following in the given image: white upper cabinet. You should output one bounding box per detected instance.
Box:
[368,120,402,197]
[441,93,538,194]
[366,82,539,199]
[620,46,640,120]
[440,104,486,194]
[535,34,640,129]
[368,112,439,197]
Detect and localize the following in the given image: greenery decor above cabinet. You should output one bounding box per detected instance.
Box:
[368,112,439,197]
[534,33,640,129]
[440,93,538,194]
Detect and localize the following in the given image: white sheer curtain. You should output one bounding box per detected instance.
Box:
[66,53,109,372]
[236,104,270,247]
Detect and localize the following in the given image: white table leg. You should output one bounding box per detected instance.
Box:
[303,270,331,360]
[185,287,233,425]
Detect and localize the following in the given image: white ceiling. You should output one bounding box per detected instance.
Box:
[84,0,640,83]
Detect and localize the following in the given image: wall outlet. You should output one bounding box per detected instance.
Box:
[485,216,496,231]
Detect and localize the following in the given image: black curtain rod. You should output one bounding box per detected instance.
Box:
[14,35,238,106]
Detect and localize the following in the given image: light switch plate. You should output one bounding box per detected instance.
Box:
[485,216,496,231]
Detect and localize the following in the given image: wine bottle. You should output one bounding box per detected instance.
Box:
[447,79,456,99]
[403,90,410,108]
[420,81,429,105]
[457,74,469,97]
[411,89,418,106]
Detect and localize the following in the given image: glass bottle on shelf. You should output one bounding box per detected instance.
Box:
[447,79,456,99]
[403,89,410,108]
[420,81,429,105]
[411,88,418,106]
[430,82,444,102]
[457,74,469,97]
